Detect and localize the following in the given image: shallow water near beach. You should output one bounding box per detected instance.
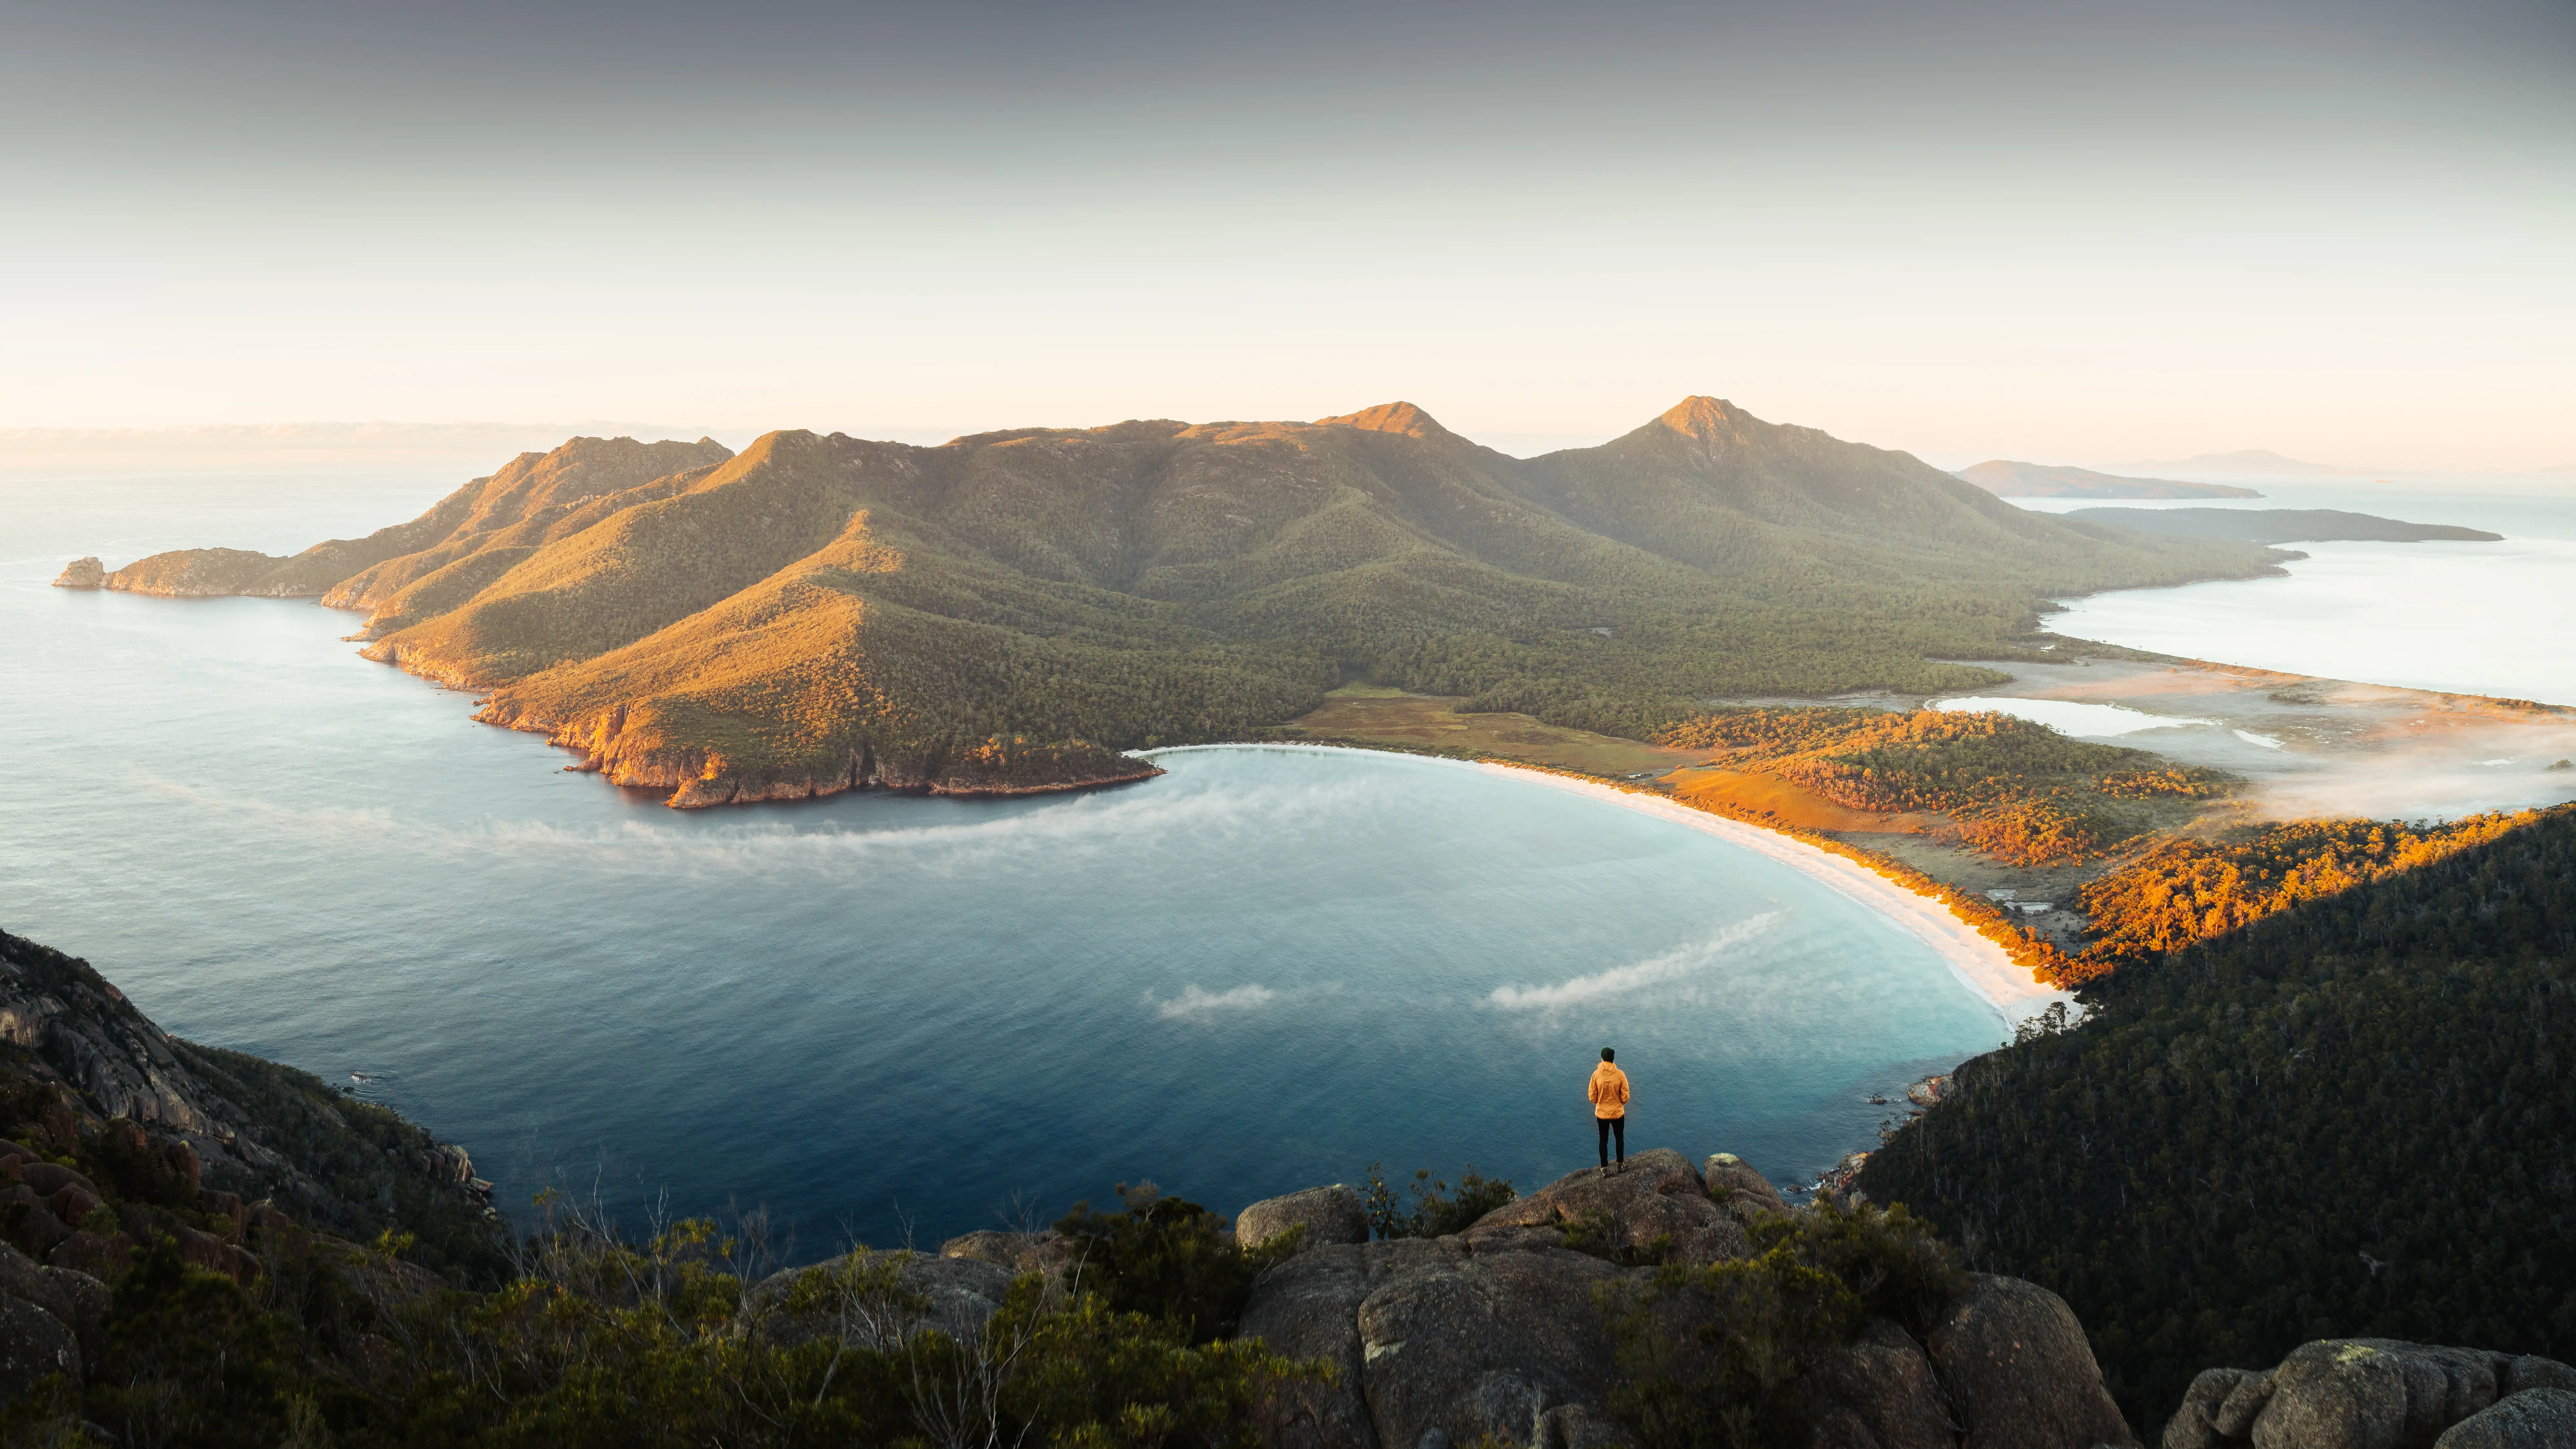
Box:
[0,474,2006,1248]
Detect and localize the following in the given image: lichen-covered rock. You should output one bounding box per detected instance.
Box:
[938,1228,1074,1276]
[1703,1153,1789,1219]
[1464,1149,1748,1266]
[2250,1340,2498,1449]
[750,1251,1018,1351]
[50,558,103,589]
[2434,1388,2576,1448]
[1239,1185,1369,1254]
[0,1292,81,1399]
[1926,1273,2135,1449]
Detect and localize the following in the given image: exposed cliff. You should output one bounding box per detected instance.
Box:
[0,928,504,1283]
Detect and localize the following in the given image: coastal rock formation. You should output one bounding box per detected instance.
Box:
[50,557,102,589]
[1926,1274,2134,1448]
[1461,1149,1751,1265]
[2162,1340,2576,1449]
[0,928,498,1278]
[1236,1152,2129,1449]
[1237,1185,1370,1253]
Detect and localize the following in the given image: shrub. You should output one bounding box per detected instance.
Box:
[1359,1164,1517,1240]
[1600,1201,1964,1449]
[1053,1183,1295,1343]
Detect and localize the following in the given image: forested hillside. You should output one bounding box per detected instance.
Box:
[1857,803,2576,1430]
[86,398,2276,805]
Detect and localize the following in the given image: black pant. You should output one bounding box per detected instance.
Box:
[1597,1115,1624,1167]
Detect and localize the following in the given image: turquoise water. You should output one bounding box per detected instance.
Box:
[0,474,2004,1250]
[2022,482,2576,706]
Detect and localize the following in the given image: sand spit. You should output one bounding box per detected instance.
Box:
[1143,743,2068,1027]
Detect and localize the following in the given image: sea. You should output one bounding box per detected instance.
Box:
[2017,480,2576,707]
[5,465,2567,1252]
[2,469,2001,1252]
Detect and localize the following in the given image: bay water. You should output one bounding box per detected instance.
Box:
[1,471,2002,1251]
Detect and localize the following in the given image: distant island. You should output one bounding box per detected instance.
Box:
[2068,506,2504,545]
[55,397,2285,807]
[1954,460,2261,499]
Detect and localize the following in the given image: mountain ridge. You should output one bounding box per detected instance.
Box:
[65,397,2283,806]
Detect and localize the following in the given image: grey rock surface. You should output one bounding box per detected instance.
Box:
[50,558,103,590]
[1239,1185,1369,1254]
[1926,1273,2135,1449]
[752,1251,1019,1351]
[2433,1388,2576,1449]
[1703,1153,1789,1219]
[1798,1316,1959,1449]
[1463,1149,1748,1266]
[2167,1340,2576,1448]
[0,1292,81,1401]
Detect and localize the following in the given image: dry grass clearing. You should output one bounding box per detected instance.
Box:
[1279,687,1694,777]
[1662,765,1949,833]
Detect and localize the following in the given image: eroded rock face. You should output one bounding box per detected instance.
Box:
[51,558,103,589]
[2435,1389,2576,1449]
[1240,1235,1630,1449]
[1798,1317,1959,1449]
[1239,1185,1369,1254]
[1463,1149,1749,1266]
[0,1242,99,1400]
[2163,1340,2576,1449]
[1927,1273,2136,1449]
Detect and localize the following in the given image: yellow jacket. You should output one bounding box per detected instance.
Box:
[1588,1062,1630,1119]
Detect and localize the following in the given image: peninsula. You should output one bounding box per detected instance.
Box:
[57,398,2283,807]
[1955,459,2261,499]
[2067,505,2504,544]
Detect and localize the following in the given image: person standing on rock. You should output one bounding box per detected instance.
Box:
[1590,1047,1629,1174]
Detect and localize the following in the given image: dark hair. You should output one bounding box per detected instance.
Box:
[1601,1047,1615,1062]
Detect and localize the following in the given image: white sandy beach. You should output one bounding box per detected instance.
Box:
[1144,743,2073,1026]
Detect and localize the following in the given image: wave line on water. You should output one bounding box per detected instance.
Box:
[1150,983,1279,1022]
[1486,912,1788,1011]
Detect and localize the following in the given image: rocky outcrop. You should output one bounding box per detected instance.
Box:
[50,558,103,589]
[1461,1149,1751,1266]
[750,1250,1020,1351]
[2436,1389,2576,1448]
[1236,1152,2127,1449]
[1928,1274,2135,1448]
[0,929,498,1276]
[0,1242,106,1401]
[2162,1340,2576,1449]
[1238,1185,1369,1253]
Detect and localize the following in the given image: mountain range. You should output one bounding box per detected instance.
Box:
[1954,460,2261,500]
[68,397,2279,805]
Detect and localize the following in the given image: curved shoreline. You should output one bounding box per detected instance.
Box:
[1141,742,2072,1027]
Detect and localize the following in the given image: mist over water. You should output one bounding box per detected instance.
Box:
[0,475,2006,1250]
[2023,483,2576,706]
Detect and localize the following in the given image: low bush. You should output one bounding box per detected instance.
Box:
[1600,1200,1964,1449]
[1359,1164,1517,1240]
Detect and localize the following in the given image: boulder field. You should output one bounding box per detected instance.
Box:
[2164,1339,2576,1449]
[939,1147,2138,1449]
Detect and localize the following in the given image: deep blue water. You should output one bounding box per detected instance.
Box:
[0,473,2006,1254]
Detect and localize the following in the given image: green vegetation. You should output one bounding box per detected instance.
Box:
[1053,1183,1300,1342]
[1654,706,2234,864]
[109,400,2278,801]
[1358,1162,1519,1240]
[1601,1200,1963,1449]
[1857,804,2576,1430]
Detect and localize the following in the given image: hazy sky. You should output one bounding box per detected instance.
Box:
[5,0,2571,468]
